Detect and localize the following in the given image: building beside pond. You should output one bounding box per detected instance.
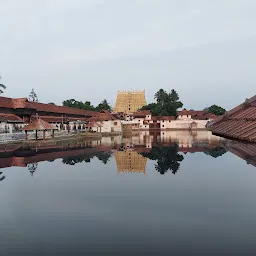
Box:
[0,96,99,136]
[121,109,217,131]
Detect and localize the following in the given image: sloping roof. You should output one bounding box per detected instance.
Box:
[0,96,98,117]
[209,95,256,142]
[28,101,98,117]
[0,113,23,122]
[87,111,118,122]
[178,110,217,120]
[22,118,58,131]
[86,121,103,127]
[0,96,36,109]
[157,116,176,120]
[133,110,151,117]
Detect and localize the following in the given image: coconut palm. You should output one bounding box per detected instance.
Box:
[0,76,6,94]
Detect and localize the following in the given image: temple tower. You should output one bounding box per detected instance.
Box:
[114,150,147,174]
[113,90,147,113]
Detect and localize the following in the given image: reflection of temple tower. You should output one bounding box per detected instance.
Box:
[113,90,147,113]
[114,151,147,174]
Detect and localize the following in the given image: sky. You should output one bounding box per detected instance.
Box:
[0,0,255,110]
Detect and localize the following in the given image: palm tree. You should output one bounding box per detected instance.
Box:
[0,76,6,94]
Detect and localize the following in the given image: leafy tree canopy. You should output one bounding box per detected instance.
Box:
[139,89,183,116]
[204,105,226,116]
[62,99,112,112]
[0,76,6,94]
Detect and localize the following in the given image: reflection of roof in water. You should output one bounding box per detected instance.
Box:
[0,143,111,169]
[222,140,256,167]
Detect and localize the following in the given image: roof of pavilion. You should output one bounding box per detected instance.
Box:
[22,118,58,131]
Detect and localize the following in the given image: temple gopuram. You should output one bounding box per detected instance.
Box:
[113,90,147,113]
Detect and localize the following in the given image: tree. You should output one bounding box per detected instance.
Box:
[205,105,226,116]
[29,88,38,102]
[140,89,183,116]
[0,76,6,94]
[62,99,96,111]
[95,99,112,112]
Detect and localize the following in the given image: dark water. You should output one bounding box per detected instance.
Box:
[0,131,256,255]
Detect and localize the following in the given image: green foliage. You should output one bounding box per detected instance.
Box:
[62,99,112,112]
[205,105,226,116]
[62,151,113,165]
[203,147,227,158]
[95,99,112,112]
[140,89,183,116]
[0,76,6,94]
[140,144,184,175]
[96,151,113,164]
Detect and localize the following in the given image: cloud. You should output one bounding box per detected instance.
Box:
[0,0,255,108]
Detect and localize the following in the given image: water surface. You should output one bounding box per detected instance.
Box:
[0,131,255,255]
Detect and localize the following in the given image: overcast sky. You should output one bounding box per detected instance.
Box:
[0,0,255,110]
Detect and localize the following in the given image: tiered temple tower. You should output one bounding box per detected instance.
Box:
[113,90,147,113]
[114,150,147,174]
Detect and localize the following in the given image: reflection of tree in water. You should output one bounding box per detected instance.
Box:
[27,162,38,176]
[141,144,184,175]
[96,151,113,164]
[0,172,5,181]
[203,147,226,158]
[62,155,94,165]
[62,151,113,165]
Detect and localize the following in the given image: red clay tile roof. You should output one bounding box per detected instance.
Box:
[28,101,98,117]
[0,96,36,109]
[22,118,58,131]
[209,95,256,142]
[0,113,23,122]
[157,116,175,120]
[133,110,151,117]
[0,96,98,117]
[87,111,118,122]
[178,110,217,120]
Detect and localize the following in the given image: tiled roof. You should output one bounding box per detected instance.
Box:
[0,113,23,122]
[29,101,97,117]
[209,95,256,142]
[87,111,118,122]
[178,110,217,120]
[0,96,98,117]
[133,110,151,117]
[157,116,175,120]
[22,118,58,131]
[0,96,36,109]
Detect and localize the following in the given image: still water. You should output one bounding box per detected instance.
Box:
[0,131,256,255]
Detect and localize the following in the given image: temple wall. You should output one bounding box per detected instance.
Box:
[0,132,25,143]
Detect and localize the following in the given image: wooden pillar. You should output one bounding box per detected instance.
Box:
[25,130,28,140]
[35,130,38,140]
[43,130,46,140]
[52,130,55,138]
